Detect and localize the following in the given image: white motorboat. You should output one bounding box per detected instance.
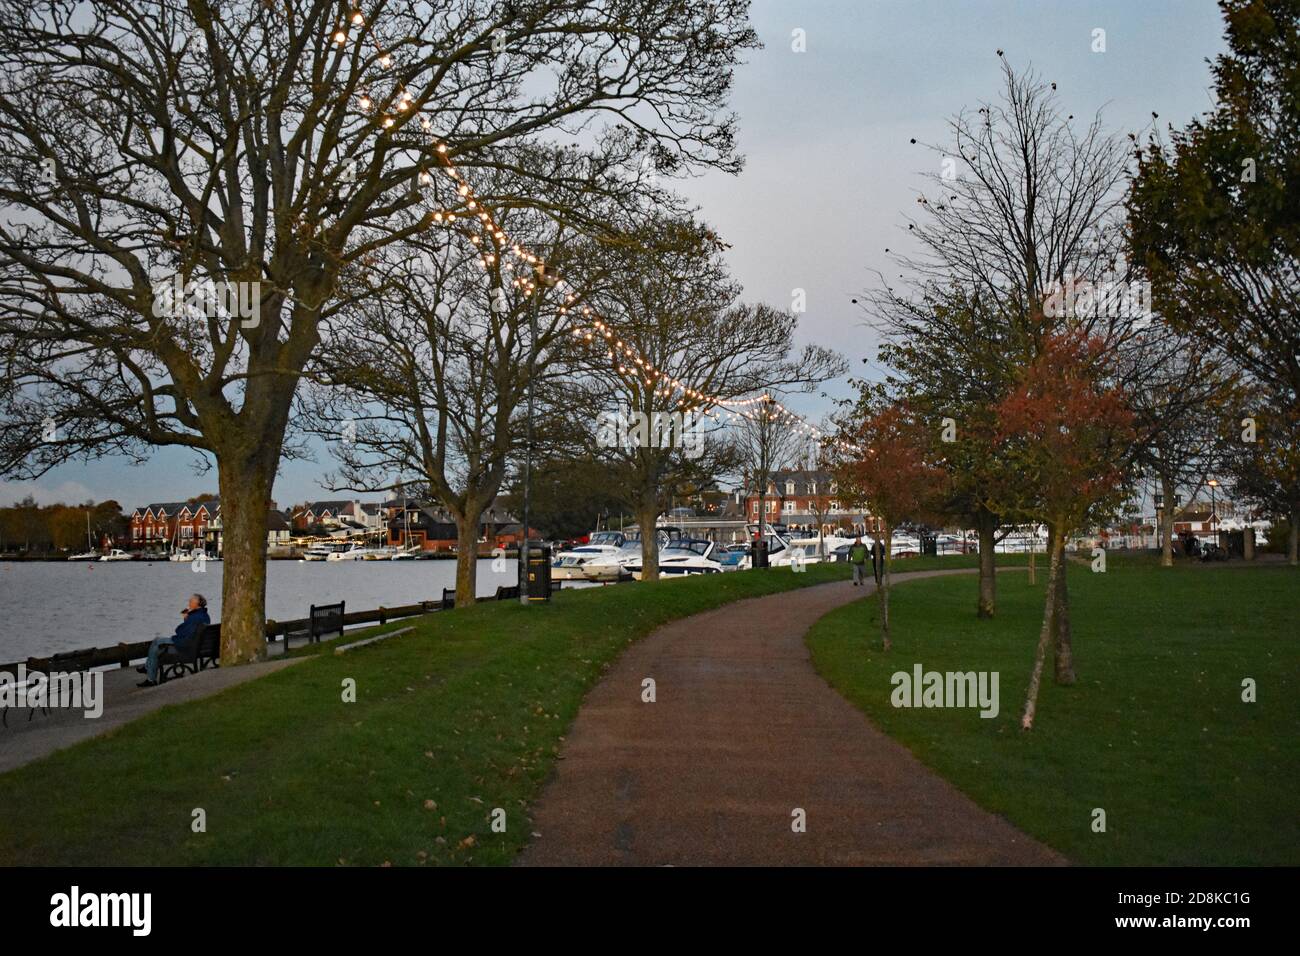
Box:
[627,539,723,580]
[362,546,399,560]
[169,548,198,562]
[390,547,420,560]
[552,531,629,580]
[326,542,370,561]
[301,544,334,561]
[98,549,134,562]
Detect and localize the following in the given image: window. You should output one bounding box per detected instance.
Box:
[830,481,838,493]
[785,480,795,495]
[830,501,839,512]
[809,482,817,495]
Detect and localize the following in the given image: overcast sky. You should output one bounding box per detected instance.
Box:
[2,0,1229,509]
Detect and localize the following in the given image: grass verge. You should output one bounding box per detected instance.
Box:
[806,555,1300,865]
[0,562,857,865]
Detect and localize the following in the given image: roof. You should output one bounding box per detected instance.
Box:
[763,469,833,496]
[299,500,357,514]
[135,499,219,517]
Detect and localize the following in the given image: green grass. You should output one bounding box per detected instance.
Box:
[0,562,858,866]
[806,555,1300,865]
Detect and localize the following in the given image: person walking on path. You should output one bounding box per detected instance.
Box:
[870,537,886,586]
[848,536,869,586]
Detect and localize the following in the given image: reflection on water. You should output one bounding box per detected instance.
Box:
[0,558,531,661]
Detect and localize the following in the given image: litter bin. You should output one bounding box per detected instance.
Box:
[751,538,769,569]
[519,543,552,602]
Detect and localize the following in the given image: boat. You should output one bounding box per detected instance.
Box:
[68,511,99,560]
[301,543,336,561]
[326,542,371,561]
[169,548,198,562]
[627,539,723,580]
[390,547,421,560]
[552,531,628,580]
[362,546,399,560]
[98,549,134,562]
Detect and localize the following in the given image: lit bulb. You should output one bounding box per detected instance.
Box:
[382,116,394,128]
[380,54,392,68]
[351,12,364,25]
[358,94,372,109]
[334,30,348,44]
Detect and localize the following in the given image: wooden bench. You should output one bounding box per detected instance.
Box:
[158,624,221,682]
[2,649,98,726]
[283,602,345,650]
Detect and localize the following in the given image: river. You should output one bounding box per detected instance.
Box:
[0,557,557,661]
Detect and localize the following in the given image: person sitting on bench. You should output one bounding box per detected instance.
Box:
[138,594,210,687]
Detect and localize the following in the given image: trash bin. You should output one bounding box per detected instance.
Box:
[519,543,552,602]
[752,538,769,569]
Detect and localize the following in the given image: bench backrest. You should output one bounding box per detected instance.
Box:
[197,624,220,659]
[309,602,345,639]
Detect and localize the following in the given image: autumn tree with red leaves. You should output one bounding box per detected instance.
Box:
[827,394,946,651]
[993,333,1135,730]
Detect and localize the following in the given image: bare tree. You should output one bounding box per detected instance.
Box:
[581,215,845,579]
[864,57,1139,666]
[735,396,804,552]
[0,0,760,660]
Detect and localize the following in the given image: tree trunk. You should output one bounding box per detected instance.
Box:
[1052,536,1076,685]
[1021,532,1065,731]
[454,512,480,608]
[1160,473,1176,567]
[976,506,998,618]
[638,501,660,581]
[216,456,275,665]
[880,530,892,652]
[1289,505,1299,566]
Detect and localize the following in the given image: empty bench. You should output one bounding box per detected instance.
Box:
[283,602,346,649]
[2,648,98,726]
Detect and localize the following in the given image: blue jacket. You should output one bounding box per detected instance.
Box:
[171,607,211,651]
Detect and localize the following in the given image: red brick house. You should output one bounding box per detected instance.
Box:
[129,499,219,550]
[743,469,877,535]
[291,500,363,531]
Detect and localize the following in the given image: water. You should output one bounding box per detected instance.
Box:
[0,557,539,662]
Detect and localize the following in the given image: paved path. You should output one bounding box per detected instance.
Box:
[519,570,1064,866]
[0,654,303,774]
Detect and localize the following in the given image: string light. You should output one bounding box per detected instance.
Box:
[323,11,844,429]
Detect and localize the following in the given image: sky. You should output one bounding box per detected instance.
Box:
[2,0,1230,510]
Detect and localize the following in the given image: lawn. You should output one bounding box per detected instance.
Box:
[0,561,862,866]
[806,555,1300,865]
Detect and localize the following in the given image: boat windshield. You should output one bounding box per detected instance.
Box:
[587,532,624,547]
[664,540,711,557]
